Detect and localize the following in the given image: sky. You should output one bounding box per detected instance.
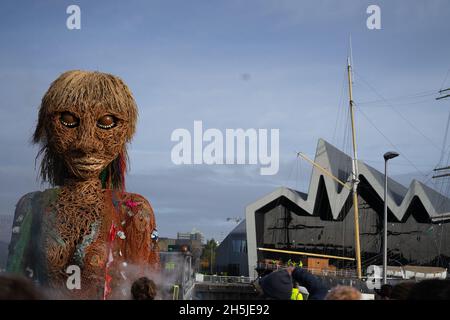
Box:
[1,0,450,242]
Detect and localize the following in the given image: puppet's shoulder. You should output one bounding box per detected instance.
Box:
[11,189,58,237]
[110,191,156,227]
[15,188,59,213]
[7,191,47,273]
[111,191,154,213]
[14,192,39,216]
[110,191,158,240]
[10,192,40,236]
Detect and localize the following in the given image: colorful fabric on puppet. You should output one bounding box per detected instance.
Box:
[7,189,159,299]
[7,70,160,299]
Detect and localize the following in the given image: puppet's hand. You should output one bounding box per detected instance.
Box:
[123,194,160,270]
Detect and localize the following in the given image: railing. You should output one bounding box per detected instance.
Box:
[199,275,254,284]
[307,267,358,278]
[256,263,358,279]
[182,282,195,300]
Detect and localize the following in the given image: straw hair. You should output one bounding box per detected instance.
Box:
[325,285,362,300]
[33,70,138,188]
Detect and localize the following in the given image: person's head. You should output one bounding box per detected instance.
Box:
[325,286,362,300]
[374,284,393,300]
[390,281,416,300]
[407,279,450,300]
[0,274,45,300]
[131,277,157,300]
[33,70,138,189]
[256,268,273,278]
[259,268,293,300]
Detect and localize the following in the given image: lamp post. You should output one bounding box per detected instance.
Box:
[210,245,213,275]
[383,151,399,284]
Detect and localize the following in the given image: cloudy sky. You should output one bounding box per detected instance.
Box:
[1,0,450,242]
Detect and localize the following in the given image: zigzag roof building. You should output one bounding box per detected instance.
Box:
[246,139,450,278]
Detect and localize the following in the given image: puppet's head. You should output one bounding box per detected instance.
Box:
[33,70,138,190]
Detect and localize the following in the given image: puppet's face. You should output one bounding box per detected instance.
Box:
[47,103,129,180]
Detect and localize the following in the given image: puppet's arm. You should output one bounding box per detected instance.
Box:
[124,194,160,270]
[6,192,39,274]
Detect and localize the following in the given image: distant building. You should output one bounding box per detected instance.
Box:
[159,251,195,300]
[215,220,249,276]
[159,230,205,272]
[158,237,177,252]
[177,229,204,243]
[246,139,450,278]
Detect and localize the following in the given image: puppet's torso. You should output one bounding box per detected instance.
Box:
[7,184,159,299]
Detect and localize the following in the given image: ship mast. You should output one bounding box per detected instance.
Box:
[347,57,362,279]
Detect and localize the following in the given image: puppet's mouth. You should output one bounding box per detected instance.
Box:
[71,157,106,171]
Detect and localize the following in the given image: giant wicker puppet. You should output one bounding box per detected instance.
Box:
[7,70,160,299]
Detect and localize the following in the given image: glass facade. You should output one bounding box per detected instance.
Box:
[232,239,247,253]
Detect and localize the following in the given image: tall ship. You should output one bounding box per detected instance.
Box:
[245,57,450,291]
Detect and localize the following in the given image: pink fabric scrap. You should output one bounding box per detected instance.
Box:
[125,199,139,209]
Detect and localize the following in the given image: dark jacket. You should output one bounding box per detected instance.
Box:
[259,267,329,300]
[259,269,293,300]
[292,267,329,300]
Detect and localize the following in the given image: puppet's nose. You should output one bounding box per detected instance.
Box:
[73,128,103,153]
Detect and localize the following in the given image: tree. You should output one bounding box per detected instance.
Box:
[200,239,218,274]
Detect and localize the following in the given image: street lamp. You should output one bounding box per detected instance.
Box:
[383,151,399,285]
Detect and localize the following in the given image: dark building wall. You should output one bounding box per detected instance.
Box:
[258,194,450,270]
[216,222,249,276]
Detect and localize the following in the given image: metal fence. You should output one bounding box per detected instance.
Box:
[256,262,358,279]
[199,275,254,284]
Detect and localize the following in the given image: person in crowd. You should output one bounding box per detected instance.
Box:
[390,281,416,300]
[407,279,450,300]
[131,277,157,300]
[325,285,362,300]
[374,284,393,300]
[258,266,328,300]
[0,274,45,300]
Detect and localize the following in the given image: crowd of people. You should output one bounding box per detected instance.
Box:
[255,266,450,300]
[0,273,158,300]
[0,267,450,300]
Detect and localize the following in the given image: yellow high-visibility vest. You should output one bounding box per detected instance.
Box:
[291,288,304,300]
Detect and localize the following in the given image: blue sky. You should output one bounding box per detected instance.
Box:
[1,0,450,241]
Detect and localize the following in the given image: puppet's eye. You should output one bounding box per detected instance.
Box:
[60,112,79,128]
[97,115,116,129]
